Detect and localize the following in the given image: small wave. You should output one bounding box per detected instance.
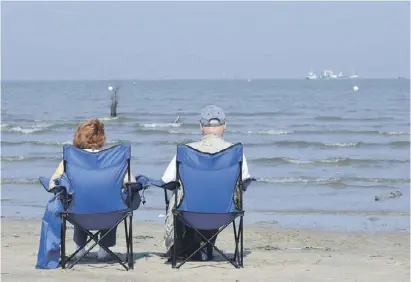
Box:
[226,111,298,117]
[135,128,199,135]
[257,177,343,185]
[1,155,61,162]
[269,141,361,148]
[1,178,39,185]
[314,116,394,121]
[140,123,182,128]
[315,116,344,121]
[323,142,361,148]
[346,177,411,184]
[380,131,410,136]
[1,140,71,146]
[245,140,410,149]
[1,156,25,161]
[230,129,292,135]
[256,176,410,185]
[251,157,409,166]
[156,139,197,146]
[1,123,53,134]
[132,111,197,117]
[294,130,409,136]
[99,116,119,121]
[0,139,123,147]
[390,141,411,148]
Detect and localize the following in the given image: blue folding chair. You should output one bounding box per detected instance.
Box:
[38,144,141,270]
[168,143,248,269]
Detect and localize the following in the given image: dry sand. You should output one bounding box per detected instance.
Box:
[1,218,409,282]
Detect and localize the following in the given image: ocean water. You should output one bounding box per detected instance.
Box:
[1,79,410,232]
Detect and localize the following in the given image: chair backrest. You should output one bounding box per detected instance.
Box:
[176,143,243,214]
[63,144,130,214]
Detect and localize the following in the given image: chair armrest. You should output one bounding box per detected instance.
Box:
[160,181,180,191]
[157,181,180,212]
[134,174,179,190]
[241,177,256,191]
[125,182,144,192]
[39,177,53,193]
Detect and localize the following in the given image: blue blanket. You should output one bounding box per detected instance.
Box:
[35,174,159,269]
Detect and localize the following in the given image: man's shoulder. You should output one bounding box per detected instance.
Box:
[186,139,233,151]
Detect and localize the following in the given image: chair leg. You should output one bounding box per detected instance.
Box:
[232,220,238,263]
[240,216,244,267]
[172,214,177,268]
[128,213,133,270]
[124,218,129,262]
[173,215,243,269]
[61,214,66,269]
[66,215,129,271]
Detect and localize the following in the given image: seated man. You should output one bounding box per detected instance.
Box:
[161,105,251,259]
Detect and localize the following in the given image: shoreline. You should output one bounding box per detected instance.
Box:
[1,218,409,281]
[2,205,409,234]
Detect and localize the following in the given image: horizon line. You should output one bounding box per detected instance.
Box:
[1,77,409,83]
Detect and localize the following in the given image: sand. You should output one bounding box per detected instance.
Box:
[1,218,409,282]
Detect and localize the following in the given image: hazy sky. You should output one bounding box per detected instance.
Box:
[2,1,410,80]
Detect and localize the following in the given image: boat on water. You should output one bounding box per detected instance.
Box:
[305,69,359,80]
[305,70,318,80]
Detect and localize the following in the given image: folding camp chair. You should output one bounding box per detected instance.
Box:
[167,143,247,269]
[39,144,141,271]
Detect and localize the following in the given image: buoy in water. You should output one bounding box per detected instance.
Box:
[353,85,359,92]
[108,85,114,91]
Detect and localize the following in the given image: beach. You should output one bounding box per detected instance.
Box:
[1,218,409,281]
[1,79,410,280]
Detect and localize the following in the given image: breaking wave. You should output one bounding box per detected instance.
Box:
[257,176,411,185]
[250,157,409,166]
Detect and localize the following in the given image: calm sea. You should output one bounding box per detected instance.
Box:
[1,79,410,232]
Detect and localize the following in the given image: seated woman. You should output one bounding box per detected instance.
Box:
[49,118,136,260]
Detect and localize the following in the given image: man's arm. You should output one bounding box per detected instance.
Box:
[162,155,177,183]
[241,154,251,180]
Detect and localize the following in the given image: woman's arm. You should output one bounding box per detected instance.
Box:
[48,161,64,190]
[124,172,136,183]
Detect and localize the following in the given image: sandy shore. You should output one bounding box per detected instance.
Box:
[1,218,409,282]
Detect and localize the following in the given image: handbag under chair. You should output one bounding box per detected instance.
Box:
[38,144,143,271]
[165,143,251,269]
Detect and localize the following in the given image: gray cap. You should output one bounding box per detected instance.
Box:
[200,105,226,127]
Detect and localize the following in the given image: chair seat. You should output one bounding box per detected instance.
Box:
[68,210,129,230]
[174,210,243,230]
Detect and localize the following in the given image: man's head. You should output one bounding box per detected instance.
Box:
[199,105,226,136]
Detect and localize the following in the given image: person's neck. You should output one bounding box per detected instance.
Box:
[202,133,223,139]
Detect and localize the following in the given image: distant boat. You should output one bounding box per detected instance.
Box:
[305,69,359,80]
[320,70,338,79]
[305,70,318,80]
[349,69,359,79]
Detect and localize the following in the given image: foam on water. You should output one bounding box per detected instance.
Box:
[140,123,182,128]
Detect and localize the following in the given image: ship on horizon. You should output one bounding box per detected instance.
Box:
[305,69,359,80]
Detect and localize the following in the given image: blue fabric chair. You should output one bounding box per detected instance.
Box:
[169,143,247,269]
[37,144,141,271]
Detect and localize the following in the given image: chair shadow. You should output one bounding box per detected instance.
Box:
[65,248,252,269]
[67,251,164,268]
[213,249,252,262]
[162,249,252,268]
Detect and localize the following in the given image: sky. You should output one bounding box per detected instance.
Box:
[1,1,410,80]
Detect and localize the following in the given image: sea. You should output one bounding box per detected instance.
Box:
[1,79,410,233]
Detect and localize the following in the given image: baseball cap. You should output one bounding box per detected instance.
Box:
[200,105,226,127]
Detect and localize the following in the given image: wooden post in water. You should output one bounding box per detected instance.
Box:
[109,86,119,117]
